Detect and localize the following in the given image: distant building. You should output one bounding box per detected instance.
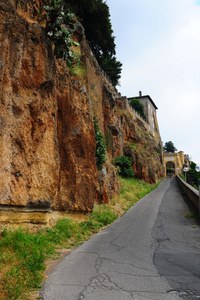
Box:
[163,151,190,177]
[128,91,160,140]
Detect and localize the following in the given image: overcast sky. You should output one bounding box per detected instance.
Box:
[106,0,200,166]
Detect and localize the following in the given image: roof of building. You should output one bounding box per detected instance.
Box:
[128,95,158,110]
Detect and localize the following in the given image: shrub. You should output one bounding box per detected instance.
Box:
[114,155,135,178]
[180,174,185,181]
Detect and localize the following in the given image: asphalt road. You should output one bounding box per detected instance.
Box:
[40,178,200,300]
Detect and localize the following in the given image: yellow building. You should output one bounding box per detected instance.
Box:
[163,151,190,177]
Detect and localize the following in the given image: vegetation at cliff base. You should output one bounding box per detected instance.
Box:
[0,177,163,300]
[114,155,135,178]
[0,219,101,300]
[113,177,163,212]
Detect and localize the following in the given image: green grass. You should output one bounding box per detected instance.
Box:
[0,177,164,299]
[90,205,118,226]
[112,177,163,212]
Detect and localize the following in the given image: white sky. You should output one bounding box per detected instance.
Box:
[106,0,200,166]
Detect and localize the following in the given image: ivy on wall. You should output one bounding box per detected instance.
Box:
[93,117,106,170]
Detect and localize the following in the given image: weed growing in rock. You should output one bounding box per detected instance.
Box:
[69,51,87,80]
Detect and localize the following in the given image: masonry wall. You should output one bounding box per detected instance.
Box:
[176,175,199,211]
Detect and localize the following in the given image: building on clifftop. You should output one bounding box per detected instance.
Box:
[128,91,161,143]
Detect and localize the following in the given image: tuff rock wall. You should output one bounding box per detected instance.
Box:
[0,0,164,217]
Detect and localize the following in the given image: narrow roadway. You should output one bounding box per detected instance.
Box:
[40,178,200,300]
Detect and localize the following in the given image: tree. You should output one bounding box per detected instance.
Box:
[163,141,177,153]
[63,0,122,86]
[190,161,196,170]
[98,54,122,87]
[129,98,146,120]
[186,161,200,189]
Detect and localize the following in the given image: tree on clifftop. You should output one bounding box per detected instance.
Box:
[164,141,177,153]
[63,0,122,86]
[129,98,146,120]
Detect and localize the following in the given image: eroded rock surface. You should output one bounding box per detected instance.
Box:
[0,0,164,217]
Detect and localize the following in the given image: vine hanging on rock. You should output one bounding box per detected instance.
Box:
[93,117,107,171]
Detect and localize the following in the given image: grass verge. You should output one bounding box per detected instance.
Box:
[0,177,164,300]
[110,177,163,213]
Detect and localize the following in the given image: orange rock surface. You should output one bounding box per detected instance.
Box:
[0,0,164,217]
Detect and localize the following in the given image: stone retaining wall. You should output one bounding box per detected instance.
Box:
[176,175,199,211]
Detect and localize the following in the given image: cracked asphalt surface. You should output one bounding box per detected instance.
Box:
[40,178,200,300]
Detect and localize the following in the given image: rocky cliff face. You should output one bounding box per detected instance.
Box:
[0,0,164,216]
